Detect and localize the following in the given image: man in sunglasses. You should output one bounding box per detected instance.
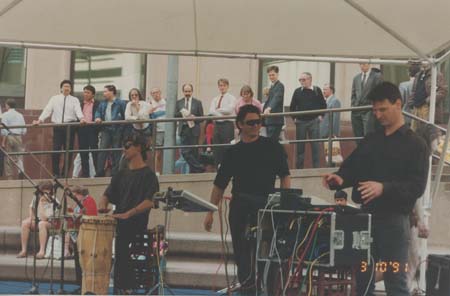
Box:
[99,133,159,293]
[204,104,291,292]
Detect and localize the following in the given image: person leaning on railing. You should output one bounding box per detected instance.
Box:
[94,85,127,177]
[33,80,86,178]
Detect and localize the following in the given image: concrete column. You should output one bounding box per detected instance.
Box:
[25,49,71,110]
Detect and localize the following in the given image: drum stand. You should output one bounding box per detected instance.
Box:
[147,191,175,296]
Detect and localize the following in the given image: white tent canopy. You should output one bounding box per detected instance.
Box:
[0,0,449,62]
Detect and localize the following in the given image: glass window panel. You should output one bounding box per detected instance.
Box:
[0,47,26,107]
[72,51,146,100]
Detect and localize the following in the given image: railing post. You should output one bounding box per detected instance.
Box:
[64,124,71,178]
[327,112,334,167]
[151,122,157,172]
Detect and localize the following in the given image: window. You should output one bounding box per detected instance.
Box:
[0,47,26,107]
[72,51,146,100]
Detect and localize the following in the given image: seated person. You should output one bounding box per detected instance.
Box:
[334,190,347,206]
[17,181,57,259]
[68,185,98,293]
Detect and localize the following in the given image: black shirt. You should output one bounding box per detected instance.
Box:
[289,86,327,121]
[214,136,290,197]
[104,166,159,231]
[336,125,429,215]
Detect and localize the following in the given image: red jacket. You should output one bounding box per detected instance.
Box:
[77,195,98,216]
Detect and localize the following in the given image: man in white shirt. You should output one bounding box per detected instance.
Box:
[33,80,85,177]
[1,98,26,179]
[208,78,236,167]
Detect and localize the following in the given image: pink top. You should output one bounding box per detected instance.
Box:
[235,97,263,114]
[82,101,94,123]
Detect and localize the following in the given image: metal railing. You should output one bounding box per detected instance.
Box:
[0,105,447,178]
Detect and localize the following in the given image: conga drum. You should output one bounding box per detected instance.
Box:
[77,215,116,295]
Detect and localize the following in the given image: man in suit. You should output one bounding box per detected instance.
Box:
[320,83,342,138]
[351,63,383,139]
[175,83,205,173]
[263,65,285,141]
[78,85,100,178]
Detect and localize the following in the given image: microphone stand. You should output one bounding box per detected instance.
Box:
[148,187,175,296]
[53,179,84,295]
[0,132,60,294]
[0,121,63,294]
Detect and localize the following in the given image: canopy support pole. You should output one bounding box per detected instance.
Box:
[344,0,432,63]
[0,0,22,17]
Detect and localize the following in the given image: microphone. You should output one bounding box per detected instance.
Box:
[64,187,84,210]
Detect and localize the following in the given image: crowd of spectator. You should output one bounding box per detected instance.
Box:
[0,63,447,179]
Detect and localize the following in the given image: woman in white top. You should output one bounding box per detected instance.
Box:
[125,88,152,137]
[17,181,56,259]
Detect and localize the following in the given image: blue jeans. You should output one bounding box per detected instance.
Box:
[295,118,320,169]
[96,129,123,176]
[356,214,410,296]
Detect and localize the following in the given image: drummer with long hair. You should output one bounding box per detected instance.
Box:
[99,133,159,294]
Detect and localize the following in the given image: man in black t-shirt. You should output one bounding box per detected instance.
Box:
[99,133,159,293]
[204,105,291,291]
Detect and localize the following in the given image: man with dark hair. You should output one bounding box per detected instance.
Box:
[409,64,448,130]
[1,98,26,179]
[95,84,126,176]
[99,133,159,293]
[323,81,429,295]
[204,104,291,291]
[263,65,285,141]
[175,83,205,173]
[208,78,236,167]
[78,85,100,177]
[350,63,383,139]
[290,72,327,168]
[34,79,85,177]
[334,190,347,206]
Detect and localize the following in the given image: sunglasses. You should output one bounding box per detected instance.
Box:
[244,119,262,126]
[124,142,135,150]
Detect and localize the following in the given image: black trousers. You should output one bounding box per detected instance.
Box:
[77,126,98,177]
[52,126,76,177]
[180,126,204,173]
[212,121,234,167]
[229,197,261,288]
[356,214,410,296]
[113,224,146,293]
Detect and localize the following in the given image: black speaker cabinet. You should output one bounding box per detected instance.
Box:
[426,254,450,296]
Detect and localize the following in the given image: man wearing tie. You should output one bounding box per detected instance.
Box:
[208,78,236,167]
[350,64,383,139]
[175,83,205,173]
[263,65,285,141]
[34,80,85,177]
